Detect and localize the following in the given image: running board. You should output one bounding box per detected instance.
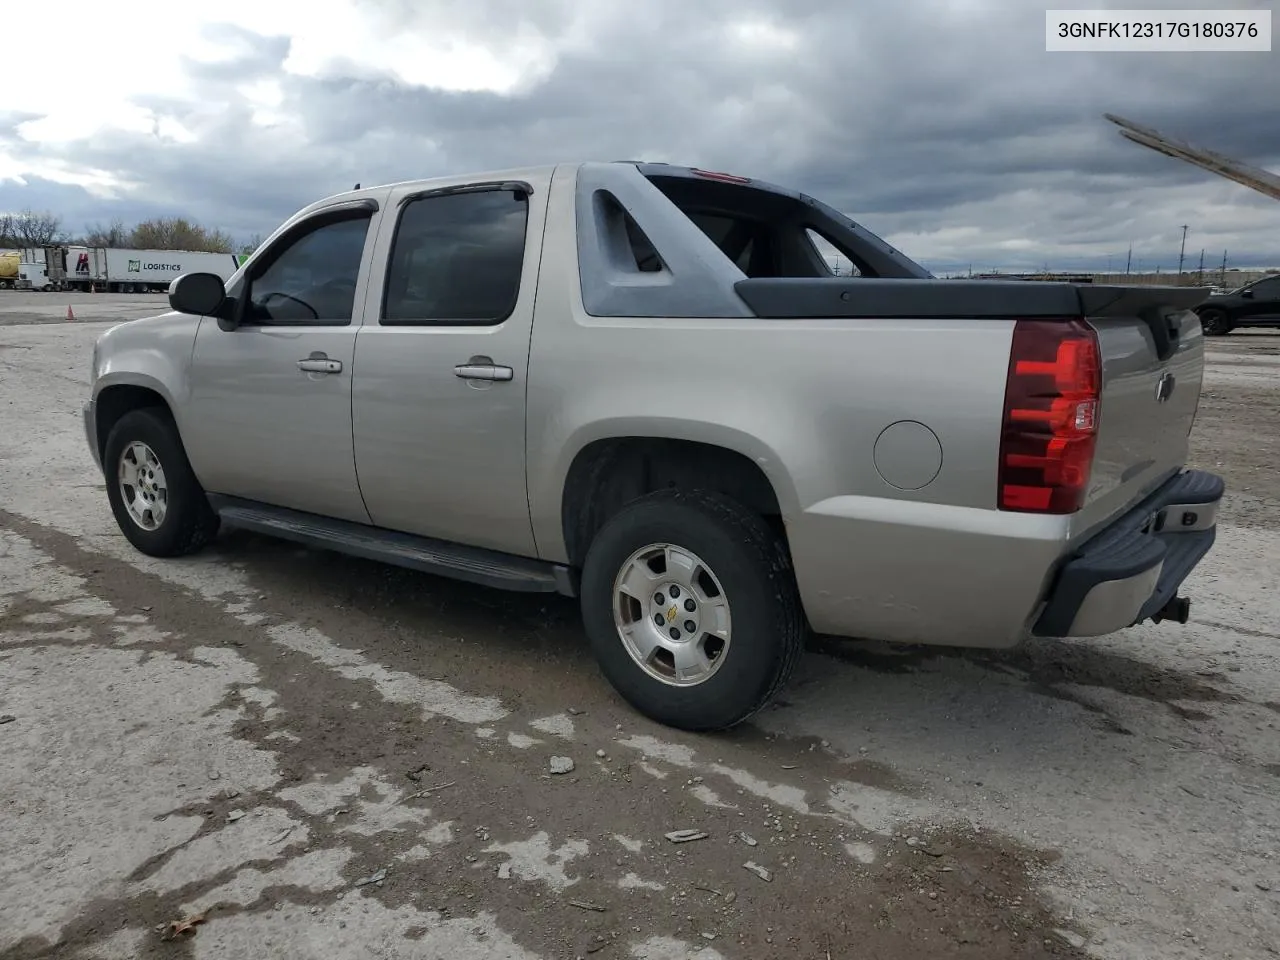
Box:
[207,495,577,597]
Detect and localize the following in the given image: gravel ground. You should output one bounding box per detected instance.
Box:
[1,298,1277,960]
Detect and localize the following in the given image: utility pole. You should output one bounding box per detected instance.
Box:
[1177,225,1189,276]
[1220,250,1228,284]
[1197,249,1205,282]
[1125,243,1132,275]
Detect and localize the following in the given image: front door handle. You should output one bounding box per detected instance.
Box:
[454,363,513,382]
[297,357,342,374]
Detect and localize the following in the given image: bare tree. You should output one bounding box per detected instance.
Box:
[239,233,264,256]
[129,217,234,253]
[82,218,130,248]
[5,208,247,254]
[14,209,65,246]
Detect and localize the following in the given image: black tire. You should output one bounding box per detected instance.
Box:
[103,407,220,557]
[580,489,806,732]
[1199,309,1232,336]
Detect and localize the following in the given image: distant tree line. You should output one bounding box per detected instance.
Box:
[1,208,260,255]
[0,210,64,247]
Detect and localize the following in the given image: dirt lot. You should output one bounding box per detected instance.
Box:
[1,296,1277,960]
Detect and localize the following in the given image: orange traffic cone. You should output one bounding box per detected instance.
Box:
[66,305,75,321]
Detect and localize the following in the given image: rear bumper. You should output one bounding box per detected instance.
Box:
[1033,469,1224,637]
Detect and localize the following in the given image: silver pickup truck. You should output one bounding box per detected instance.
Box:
[83,161,1224,731]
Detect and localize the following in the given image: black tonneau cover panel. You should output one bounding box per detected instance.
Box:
[1075,284,1207,317]
[735,277,1210,323]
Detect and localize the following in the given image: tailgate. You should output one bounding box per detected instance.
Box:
[1071,284,1209,543]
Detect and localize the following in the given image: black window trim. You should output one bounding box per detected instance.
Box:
[234,197,379,329]
[380,182,532,328]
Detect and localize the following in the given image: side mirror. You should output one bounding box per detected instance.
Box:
[1241,289,1254,299]
[169,272,228,317]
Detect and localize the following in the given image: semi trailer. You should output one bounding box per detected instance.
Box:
[2,246,246,292]
[65,247,246,293]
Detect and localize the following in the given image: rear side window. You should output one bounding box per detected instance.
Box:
[595,191,664,273]
[681,209,850,280]
[644,173,902,279]
[382,189,529,325]
[806,228,861,277]
[688,212,765,274]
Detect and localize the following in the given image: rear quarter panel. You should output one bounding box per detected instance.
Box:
[527,166,1068,648]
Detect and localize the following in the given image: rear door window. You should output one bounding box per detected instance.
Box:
[382,189,529,325]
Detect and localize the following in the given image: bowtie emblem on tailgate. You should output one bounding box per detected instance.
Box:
[1155,372,1176,402]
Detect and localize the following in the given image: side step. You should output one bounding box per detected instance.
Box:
[208,495,577,597]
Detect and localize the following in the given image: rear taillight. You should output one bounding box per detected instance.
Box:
[999,318,1101,514]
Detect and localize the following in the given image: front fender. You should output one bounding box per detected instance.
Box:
[92,312,201,433]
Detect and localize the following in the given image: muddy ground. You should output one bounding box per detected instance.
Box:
[1,298,1277,960]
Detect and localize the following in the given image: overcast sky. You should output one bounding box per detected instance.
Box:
[1,0,1277,273]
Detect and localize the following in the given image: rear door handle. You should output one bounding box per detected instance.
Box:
[454,363,513,382]
[297,357,342,374]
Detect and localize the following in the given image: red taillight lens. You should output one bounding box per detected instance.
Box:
[999,319,1101,514]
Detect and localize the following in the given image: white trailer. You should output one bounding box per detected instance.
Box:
[66,248,245,293]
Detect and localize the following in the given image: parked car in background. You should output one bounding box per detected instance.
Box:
[1195,275,1280,335]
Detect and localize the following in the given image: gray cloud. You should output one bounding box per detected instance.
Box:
[1,1,1277,272]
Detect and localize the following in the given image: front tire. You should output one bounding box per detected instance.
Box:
[1199,309,1232,336]
[103,408,219,557]
[580,489,806,731]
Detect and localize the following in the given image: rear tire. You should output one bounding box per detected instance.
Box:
[579,489,806,731]
[1199,309,1232,336]
[104,408,219,558]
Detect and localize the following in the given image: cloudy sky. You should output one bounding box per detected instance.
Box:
[1,0,1277,274]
